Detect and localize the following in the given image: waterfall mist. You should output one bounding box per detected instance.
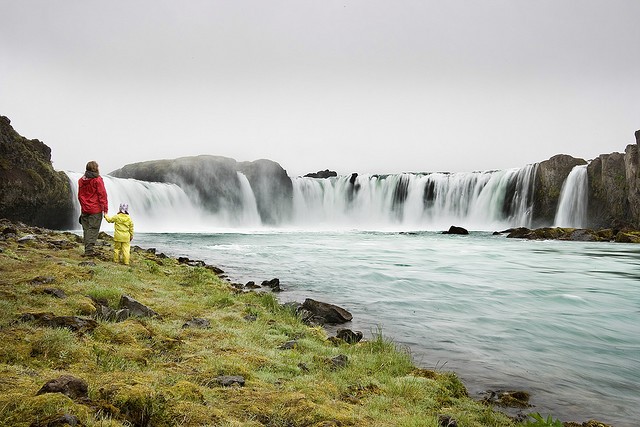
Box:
[66,164,550,232]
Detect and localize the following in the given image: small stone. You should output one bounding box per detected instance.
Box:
[278,340,297,350]
[215,375,245,387]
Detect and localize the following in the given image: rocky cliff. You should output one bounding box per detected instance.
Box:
[528,131,640,229]
[0,116,74,229]
[585,132,640,229]
[531,154,587,226]
[110,156,293,225]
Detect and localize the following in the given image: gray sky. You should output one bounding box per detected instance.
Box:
[1,1,639,176]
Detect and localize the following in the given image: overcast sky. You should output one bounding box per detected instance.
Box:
[1,1,638,176]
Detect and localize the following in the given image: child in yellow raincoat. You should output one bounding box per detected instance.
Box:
[104,203,134,265]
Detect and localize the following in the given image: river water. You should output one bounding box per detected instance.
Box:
[132,229,640,427]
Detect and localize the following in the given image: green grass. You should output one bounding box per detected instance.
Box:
[0,222,588,427]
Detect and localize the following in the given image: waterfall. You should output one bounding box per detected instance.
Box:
[66,172,244,232]
[66,165,539,231]
[554,164,589,228]
[291,165,537,230]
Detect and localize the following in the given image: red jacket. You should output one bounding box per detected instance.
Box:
[78,175,108,214]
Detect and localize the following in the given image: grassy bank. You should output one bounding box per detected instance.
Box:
[0,220,601,427]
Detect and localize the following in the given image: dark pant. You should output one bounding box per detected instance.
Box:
[80,212,103,254]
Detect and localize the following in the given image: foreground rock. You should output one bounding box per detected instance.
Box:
[300,298,353,325]
[36,375,88,400]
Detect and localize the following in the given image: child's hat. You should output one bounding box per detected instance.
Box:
[119,203,129,213]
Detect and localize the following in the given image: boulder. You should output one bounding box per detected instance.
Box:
[480,390,531,408]
[20,312,99,334]
[336,328,363,344]
[442,225,469,235]
[182,318,211,329]
[119,295,159,318]
[261,278,281,292]
[0,116,74,229]
[36,375,88,400]
[214,375,245,387]
[301,298,352,325]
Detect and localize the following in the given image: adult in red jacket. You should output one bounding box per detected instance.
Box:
[78,160,108,256]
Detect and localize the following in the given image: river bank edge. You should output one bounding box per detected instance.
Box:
[0,220,610,427]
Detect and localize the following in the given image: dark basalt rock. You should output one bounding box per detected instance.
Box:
[261,278,281,292]
[328,354,348,369]
[480,390,531,408]
[278,340,297,350]
[119,295,160,318]
[182,318,211,329]
[301,298,353,325]
[214,375,245,387]
[20,312,99,333]
[442,225,469,235]
[438,414,458,427]
[0,116,74,229]
[505,226,640,243]
[336,328,363,344]
[29,412,82,427]
[304,169,337,179]
[42,288,67,299]
[36,375,89,400]
[36,375,89,399]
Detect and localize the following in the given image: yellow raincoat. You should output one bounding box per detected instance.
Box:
[104,213,134,242]
[104,212,134,265]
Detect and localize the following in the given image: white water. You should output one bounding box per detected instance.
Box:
[290,165,537,230]
[69,166,539,231]
[66,172,261,232]
[554,165,589,228]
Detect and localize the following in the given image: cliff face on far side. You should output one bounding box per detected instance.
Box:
[586,131,640,229]
[0,116,74,229]
[531,154,587,227]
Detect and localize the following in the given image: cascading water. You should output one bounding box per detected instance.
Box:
[291,164,538,230]
[554,164,589,228]
[66,172,216,232]
[66,164,539,231]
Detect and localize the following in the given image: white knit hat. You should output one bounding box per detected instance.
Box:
[118,203,129,213]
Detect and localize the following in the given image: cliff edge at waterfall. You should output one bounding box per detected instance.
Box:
[0,113,638,231]
[586,131,640,229]
[110,156,293,225]
[528,131,640,229]
[0,116,74,229]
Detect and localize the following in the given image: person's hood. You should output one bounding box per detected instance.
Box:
[83,170,99,179]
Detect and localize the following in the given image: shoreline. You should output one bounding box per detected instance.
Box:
[128,228,630,427]
[1,219,621,426]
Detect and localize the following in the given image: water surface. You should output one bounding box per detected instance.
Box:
[133,231,639,426]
